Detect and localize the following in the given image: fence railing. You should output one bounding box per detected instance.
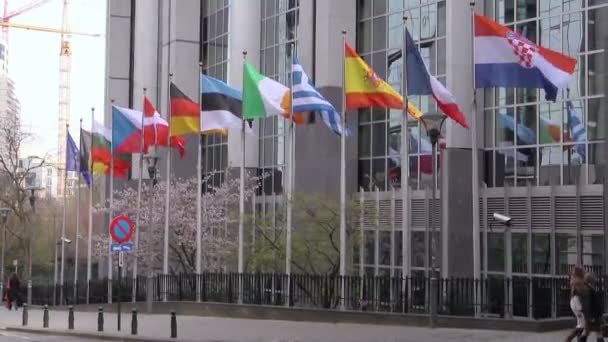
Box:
[25,273,594,320]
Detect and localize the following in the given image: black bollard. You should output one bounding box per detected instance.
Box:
[21,304,27,326]
[170,310,177,339]
[68,306,74,330]
[131,308,137,335]
[97,306,104,332]
[42,305,49,328]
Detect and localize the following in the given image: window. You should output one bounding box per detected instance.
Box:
[258,0,299,195]
[201,0,231,188]
[357,0,447,191]
[484,1,608,186]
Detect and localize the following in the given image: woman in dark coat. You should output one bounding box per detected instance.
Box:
[8,273,20,310]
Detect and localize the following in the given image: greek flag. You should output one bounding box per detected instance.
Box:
[292,57,351,136]
[567,100,586,161]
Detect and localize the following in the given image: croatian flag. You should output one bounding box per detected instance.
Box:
[404,29,468,128]
[474,14,577,102]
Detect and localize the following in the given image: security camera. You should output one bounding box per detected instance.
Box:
[493,213,512,226]
[62,238,72,244]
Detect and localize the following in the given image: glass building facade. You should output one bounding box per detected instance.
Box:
[201,0,230,188]
[357,0,446,192]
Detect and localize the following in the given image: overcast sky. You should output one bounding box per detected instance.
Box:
[8,0,106,159]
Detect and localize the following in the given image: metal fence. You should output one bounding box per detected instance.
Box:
[26,273,591,320]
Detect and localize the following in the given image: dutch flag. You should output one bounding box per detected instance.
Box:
[474,14,577,102]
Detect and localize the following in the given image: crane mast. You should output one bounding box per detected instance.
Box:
[57,0,70,197]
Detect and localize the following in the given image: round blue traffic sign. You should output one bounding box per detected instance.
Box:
[109,215,134,243]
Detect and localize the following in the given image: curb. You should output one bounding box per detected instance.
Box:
[3,326,202,342]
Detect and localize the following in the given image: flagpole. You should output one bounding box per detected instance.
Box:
[60,123,68,305]
[196,63,203,302]
[470,2,481,291]
[400,16,411,297]
[163,74,173,302]
[132,88,146,301]
[74,119,82,302]
[87,107,94,304]
[108,99,115,304]
[339,30,347,311]
[285,42,295,306]
[238,51,247,305]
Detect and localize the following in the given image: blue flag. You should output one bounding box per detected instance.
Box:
[66,132,80,172]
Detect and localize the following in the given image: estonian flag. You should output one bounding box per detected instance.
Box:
[200,74,249,134]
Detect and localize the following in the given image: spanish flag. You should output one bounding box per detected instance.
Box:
[170,83,200,136]
[344,42,422,119]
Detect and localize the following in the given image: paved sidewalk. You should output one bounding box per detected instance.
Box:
[0,307,574,342]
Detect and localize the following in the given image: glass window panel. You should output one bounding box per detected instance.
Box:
[359,160,372,191]
[412,231,425,267]
[394,231,402,266]
[582,235,603,274]
[265,0,276,17]
[516,0,536,21]
[512,233,528,273]
[497,0,515,23]
[371,158,387,191]
[364,230,375,265]
[359,108,371,124]
[589,0,608,5]
[209,13,216,38]
[372,123,387,157]
[539,103,562,144]
[496,109,515,146]
[358,20,372,53]
[532,233,551,275]
[372,16,387,51]
[516,20,537,43]
[588,97,606,141]
[496,147,516,187]
[388,14,401,50]
[539,146,562,185]
[484,150,495,187]
[517,147,537,186]
[540,16,561,52]
[359,124,371,158]
[496,88,514,107]
[588,7,608,51]
[220,145,228,170]
[563,11,584,55]
[372,51,387,79]
[484,109,494,148]
[379,231,391,266]
[588,52,605,97]
[437,1,446,37]
[436,38,446,76]
[563,144,584,185]
[358,0,371,19]
[388,0,403,13]
[556,233,576,275]
[588,142,605,185]
[408,155,419,189]
[266,17,275,46]
[488,233,505,272]
[373,0,387,16]
[371,107,387,122]
[517,105,537,146]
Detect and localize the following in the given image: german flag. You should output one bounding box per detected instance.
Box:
[170,83,200,136]
[344,42,422,120]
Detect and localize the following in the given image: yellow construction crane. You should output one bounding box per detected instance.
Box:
[1,0,101,197]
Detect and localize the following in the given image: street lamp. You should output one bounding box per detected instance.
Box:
[421,112,447,328]
[0,208,10,294]
[53,237,71,305]
[144,154,160,186]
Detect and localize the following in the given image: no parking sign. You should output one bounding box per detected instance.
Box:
[109,215,134,252]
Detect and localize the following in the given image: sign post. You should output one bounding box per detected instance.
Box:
[109,215,134,332]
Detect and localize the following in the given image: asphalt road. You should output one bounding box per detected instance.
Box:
[0,330,105,341]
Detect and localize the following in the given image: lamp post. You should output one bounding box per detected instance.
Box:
[53,237,71,305]
[0,208,10,295]
[421,113,447,328]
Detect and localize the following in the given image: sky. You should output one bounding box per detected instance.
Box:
[8,0,106,159]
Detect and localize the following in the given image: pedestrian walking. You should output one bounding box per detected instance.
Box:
[581,272,606,342]
[8,273,20,311]
[565,266,590,342]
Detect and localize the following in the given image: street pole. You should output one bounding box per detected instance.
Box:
[53,241,58,306]
[422,114,446,328]
[60,123,69,305]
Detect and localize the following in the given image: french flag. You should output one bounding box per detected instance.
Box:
[405,29,468,128]
[474,14,577,102]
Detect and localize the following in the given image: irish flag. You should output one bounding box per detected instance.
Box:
[242,62,290,120]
